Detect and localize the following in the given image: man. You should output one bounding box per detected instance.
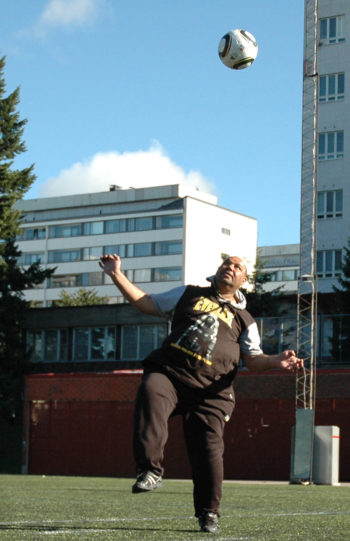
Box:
[99,254,303,534]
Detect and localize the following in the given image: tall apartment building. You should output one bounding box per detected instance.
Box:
[259,1,349,297]
[16,184,257,306]
[316,0,350,293]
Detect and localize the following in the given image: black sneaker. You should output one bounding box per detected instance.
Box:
[132,471,163,493]
[198,512,220,533]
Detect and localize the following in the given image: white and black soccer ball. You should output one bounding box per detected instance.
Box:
[218,29,258,70]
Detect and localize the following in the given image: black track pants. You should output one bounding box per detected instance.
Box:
[133,371,234,516]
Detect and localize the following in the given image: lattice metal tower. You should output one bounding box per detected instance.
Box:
[290,0,319,484]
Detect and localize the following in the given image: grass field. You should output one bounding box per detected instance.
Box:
[1,475,350,540]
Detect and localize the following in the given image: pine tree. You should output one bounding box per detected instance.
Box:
[0,56,54,417]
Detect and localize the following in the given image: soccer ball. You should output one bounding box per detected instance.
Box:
[218,29,258,70]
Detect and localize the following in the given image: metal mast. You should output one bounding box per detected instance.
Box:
[290,0,318,484]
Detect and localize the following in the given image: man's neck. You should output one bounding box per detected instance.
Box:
[215,281,239,302]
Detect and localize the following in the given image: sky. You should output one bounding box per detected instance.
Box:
[1,0,305,247]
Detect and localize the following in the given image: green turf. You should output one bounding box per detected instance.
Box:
[1,475,350,540]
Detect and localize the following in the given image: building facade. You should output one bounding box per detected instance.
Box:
[316,0,350,292]
[259,1,349,296]
[16,184,257,306]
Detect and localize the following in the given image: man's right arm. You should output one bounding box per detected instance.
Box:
[99,254,159,316]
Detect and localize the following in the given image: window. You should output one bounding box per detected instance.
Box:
[317,190,343,219]
[155,240,183,255]
[60,329,69,361]
[121,325,137,359]
[91,327,116,360]
[49,224,82,238]
[270,269,298,281]
[27,329,69,362]
[134,243,152,257]
[19,227,46,241]
[83,221,104,235]
[319,73,344,102]
[153,267,182,282]
[105,219,127,234]
[44,330,58,361]
[121,324,168,360]
[82,246,102,261]
[48,274,80,288]
[49,249,81,263]
[155,215,183,229]
[320,16,345,44]
[134,269,151,282]
[126,244,134,258]
[81,272,104,286]
[221,228,231,236]
[105,245,126,258]
[26,330,43,362]
[135,217,153,231]
[317,249,342,278]
[73,328,89,361]
[318,131,344,160]
[19,252,44,265]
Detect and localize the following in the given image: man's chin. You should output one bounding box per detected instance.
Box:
[217,277,234,286]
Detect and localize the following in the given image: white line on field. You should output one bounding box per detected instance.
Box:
[1,508,350,529]
[0,511,350,541]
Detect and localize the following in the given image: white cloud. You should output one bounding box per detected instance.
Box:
[38,143,215,197]
[37,0,99,31]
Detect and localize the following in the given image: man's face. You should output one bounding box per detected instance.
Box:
[215,257,247,290]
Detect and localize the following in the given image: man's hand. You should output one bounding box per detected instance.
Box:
[277,350,304,372]
[99,254,122,277]
[98,253,158,316]
[242,350,304,372]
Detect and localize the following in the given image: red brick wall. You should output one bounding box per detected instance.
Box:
[23,370,350,481]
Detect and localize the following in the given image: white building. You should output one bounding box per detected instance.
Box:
[16,184,257,306]
[316,0,350,293]
[259,1,349,296]
[258,244,300,294]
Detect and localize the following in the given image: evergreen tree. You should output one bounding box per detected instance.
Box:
[54,288,107,306]
[244,257,285,318]
[331,238,350,362]
[0,56,53,417]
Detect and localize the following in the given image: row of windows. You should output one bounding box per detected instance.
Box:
[19,214,183,241]
[318,16,346,172]
[26,324,168,363]
[256,314,350,364]
[269,269,298,282]
[19,240,183,266]
[317,12,345,276]
[317,190,342,219]
[26,316,350,365]
[265,249,343,282]
[43,267,183,289]
[267,251,342,281]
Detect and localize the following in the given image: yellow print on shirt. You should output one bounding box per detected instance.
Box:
[193,297,234,327]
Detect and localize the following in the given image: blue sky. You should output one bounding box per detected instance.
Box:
[1,0,304,246]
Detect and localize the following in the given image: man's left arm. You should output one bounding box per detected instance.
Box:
[241,350,304,372]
